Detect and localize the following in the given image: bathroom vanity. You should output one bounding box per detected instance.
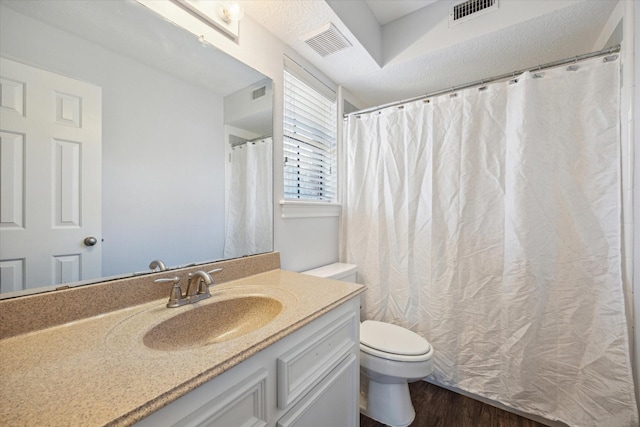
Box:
[137,293,360,427]
[0,253,364,426]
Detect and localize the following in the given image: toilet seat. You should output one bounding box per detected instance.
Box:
[360,320,432,362]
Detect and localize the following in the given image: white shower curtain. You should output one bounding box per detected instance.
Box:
[343,56,638,425]
[223,137,272,258]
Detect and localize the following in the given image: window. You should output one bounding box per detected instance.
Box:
[283,64,337,202]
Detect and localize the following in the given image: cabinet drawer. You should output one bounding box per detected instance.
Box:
[277,311,357,409]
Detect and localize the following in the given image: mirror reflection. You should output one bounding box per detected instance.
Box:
[0,0,273,297]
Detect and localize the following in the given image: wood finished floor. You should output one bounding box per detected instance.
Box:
[360,381,549,427]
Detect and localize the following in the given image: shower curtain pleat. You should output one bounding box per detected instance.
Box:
[342,56,638,426]
[223,138,273,258]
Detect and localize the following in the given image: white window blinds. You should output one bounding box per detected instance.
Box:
[283,68,337,202]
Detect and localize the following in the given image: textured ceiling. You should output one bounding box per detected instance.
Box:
[342,1,618,107]
[242,0,618,109]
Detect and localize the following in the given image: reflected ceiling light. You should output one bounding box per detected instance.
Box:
[220,1,244,23]
[171,0,243,40]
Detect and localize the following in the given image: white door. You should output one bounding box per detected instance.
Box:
[0,58,102,293]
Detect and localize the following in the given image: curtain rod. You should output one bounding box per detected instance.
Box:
[345,45,621,118]
[230,134,272,148]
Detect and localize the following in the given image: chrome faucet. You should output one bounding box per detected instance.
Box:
[154,268,223,308]
[185,270,214,302]
[149,259,167,272]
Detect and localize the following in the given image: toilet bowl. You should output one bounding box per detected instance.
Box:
[360,320,434,427]
[301,263,435,427]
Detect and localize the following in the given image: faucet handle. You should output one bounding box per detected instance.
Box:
[154,276,180,284]
[154,276,185,308]
[207,268,223,282]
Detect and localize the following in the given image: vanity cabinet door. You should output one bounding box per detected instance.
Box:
[277,353,358,427]
[174,368,267,427]
[277,312,358,410]
[136,368,268,427]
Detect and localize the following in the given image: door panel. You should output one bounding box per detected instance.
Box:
[0,58,102,293]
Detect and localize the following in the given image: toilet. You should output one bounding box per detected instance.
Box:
[302,263,434,427]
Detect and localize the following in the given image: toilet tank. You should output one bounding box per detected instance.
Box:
[301,263,358,283]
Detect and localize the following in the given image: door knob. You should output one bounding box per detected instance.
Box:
[84,236,98,246]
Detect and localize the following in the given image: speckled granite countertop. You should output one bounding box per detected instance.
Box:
[0,269,364,427]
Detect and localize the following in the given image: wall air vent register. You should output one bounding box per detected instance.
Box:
[252,86,267,100]
[449,0,498,26]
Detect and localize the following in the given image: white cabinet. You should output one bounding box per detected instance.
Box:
[277,311,357,409]
[136,296,360,427]
[172,369,268,427]
[277,354,358,427]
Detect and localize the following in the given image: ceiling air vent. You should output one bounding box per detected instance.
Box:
[449,0,498,26]
[252,86,266,100]
[302,23,352,58]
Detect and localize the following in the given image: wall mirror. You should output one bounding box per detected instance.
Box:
[0,0,274,298]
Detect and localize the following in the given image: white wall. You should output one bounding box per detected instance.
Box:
[0,6,226,276]
[99,59,225,275]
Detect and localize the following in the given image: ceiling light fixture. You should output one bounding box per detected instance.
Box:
[220,1,244,23]
[171,0,243,40]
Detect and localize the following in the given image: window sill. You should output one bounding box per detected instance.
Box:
[279,200,341,219]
